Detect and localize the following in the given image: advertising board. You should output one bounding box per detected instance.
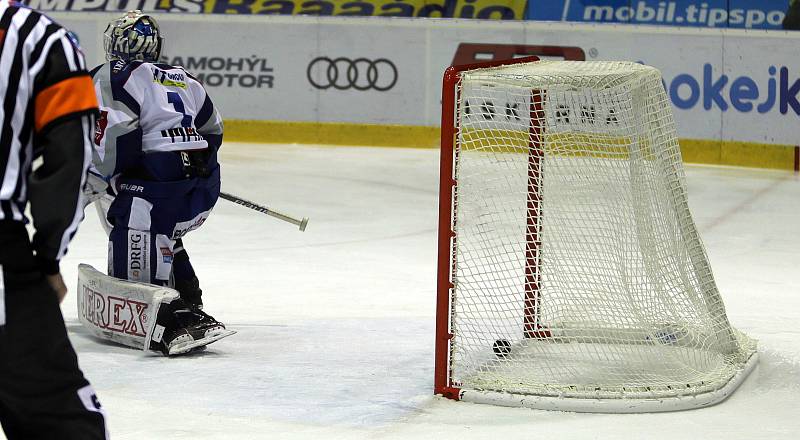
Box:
[52,13,799,166]
[29,0,526,18]
[526,1,793,30]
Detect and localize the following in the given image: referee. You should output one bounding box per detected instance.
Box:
[0,1,108,438]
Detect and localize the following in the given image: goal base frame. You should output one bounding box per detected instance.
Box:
[448,350,758,413]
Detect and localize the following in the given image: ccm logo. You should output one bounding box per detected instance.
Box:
[81,286,148,337]
[452,43,586,67]
[120,183,144,193]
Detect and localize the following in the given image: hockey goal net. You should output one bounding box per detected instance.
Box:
[434,58,757,413]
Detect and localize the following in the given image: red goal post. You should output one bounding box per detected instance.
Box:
[435,56,541,400]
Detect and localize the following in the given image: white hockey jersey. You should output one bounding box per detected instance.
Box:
[91,59,223,181]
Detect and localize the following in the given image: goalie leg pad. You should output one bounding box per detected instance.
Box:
[77,264,180,351]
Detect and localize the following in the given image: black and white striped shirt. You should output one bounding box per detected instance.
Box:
[0,1,97,273]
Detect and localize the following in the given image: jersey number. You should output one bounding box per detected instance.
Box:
[167,92,192,127]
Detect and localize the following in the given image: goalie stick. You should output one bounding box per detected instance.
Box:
[219,191,309,231]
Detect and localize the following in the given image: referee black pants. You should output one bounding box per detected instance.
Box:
[0,230,107,439]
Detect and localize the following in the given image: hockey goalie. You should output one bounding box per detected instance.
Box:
[80,10,234,356]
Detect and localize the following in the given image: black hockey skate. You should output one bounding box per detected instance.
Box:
[150,300,235,356]
[168,307,236,356]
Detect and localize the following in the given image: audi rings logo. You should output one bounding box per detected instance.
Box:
[307,57,398,92]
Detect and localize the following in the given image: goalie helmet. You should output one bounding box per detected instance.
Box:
[103,10,163,63]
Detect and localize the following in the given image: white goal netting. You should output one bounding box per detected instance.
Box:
[444,60,757,412]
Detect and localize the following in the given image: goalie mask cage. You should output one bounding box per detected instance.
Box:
[434,58,758,413]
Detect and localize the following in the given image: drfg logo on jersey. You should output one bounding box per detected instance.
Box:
[666,64,800,116]
[128,231,150,283]
[80,286,149,338]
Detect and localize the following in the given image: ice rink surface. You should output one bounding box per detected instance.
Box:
[16,143,800,439]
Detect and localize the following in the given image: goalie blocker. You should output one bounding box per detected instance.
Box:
[77,264,234,355]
